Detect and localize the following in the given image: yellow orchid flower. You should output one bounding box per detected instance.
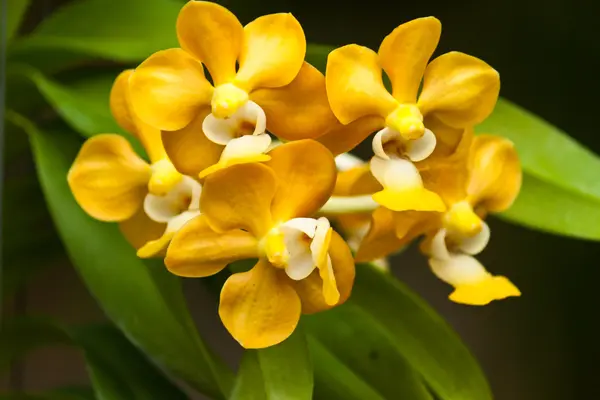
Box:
[67,70,204,258]
[128,1,335,179]
[319,17,500,213]
[165,140,354,348]
[357,134,522,305]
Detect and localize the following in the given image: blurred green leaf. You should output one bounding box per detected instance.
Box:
[308,338,386,400]
[22,120,233,398]
[478,99,600,239]
[231,330,313,400]
[8,0,181,70]
[346,264,492,400]
[305,305,432,400]
[6,0,30,42]
[0,318,187,399]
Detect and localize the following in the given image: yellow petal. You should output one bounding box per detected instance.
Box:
[417,51,500,128]
[129,48,213,131]
[250,62,337,140]
[449,276,521,306]
[137,231,174,259]
[67,134,150,222]
[266,140,336,222]
[420,115,468,162]
[317,116,384,156]
[201,163,276,237]
[109,70,137,134]
[219,259,301,349]
[176,1,242,86]
[109,69,167,162]
[119,207,166,251]
[165,215,258,277]
[162,109,224,177]
[373,187,445,213]
[355,207,405,262]
[467,134,522,212]
[234,13,306,92]
[326,44,398,124]
[378,17,441,103]
[293,231,354,313]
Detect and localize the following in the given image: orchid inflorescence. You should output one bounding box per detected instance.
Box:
[67,0,522,349]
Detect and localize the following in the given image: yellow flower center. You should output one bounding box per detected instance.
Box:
[211,83,249,119]
[385,104,425,141]
[443,201,482,237]
[264,229,290,268]
[148,159,184,196]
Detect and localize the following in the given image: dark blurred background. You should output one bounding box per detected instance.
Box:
[4,0,600,399]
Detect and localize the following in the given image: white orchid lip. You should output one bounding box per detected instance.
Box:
[202,100,267,145]
[370,156,423,192]
[144,175,202,230]
[219,133,272,164]
[372,127,436,162]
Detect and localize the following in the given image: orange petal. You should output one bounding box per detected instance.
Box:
[355,207,405,262]
[119,207,166,251]
[201,163,276,237]
[129,48,213,131]
[467,134,522,212]
[266,140,336,222]
[326,44,397,124]
[110,70,166,162]
[378,17,441,103]
[418,52,500,128]
[161,108,223,176]
[219,259,301,349]
[293,231,355,314]
[67,134,150,222]
[317,116,384,156]
[165,215,258,278]
[234,13,306,92]
[250,62,337,140]
[176,1,242,86]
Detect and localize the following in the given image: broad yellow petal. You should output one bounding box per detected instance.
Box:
[417,51,500,128]
[266,140,336,222]
[326,44,397,124]
[234,13,305,92]
[161,109,223,176]
[393,211,439,244]
[219,259,301,349]
[165,215,258,277]
[449,276,521,306]
[137,231,174,259]
[119,207,166,251]
[378,17,441,103]
[176,1,242,86]
[293,231,355,314]
[201,163,276,237]
[467,134,522,212]
[250,62,337,140]
[129,48,213,131]
[110,69,167,162]
[68,134,150,222]
[317,116,384,156]
[355,207,405,262]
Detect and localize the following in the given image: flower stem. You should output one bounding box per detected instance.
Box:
[319,195,379,215]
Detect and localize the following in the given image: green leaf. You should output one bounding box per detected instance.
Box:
[308,338,385,400]
[8,0,181,70]
[478,99,600,239]
[0,318,188,399]
[305,305,432,400]
[6,0,30,42]
[0,387,94,400]
[347,264,491,400]
[230,352,267,400]
[232,330,313,400]
[23,121,233,398]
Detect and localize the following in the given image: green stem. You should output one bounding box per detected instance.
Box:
[319,195,378,215]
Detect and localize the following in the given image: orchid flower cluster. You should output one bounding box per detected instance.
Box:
[67,1,522,349]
